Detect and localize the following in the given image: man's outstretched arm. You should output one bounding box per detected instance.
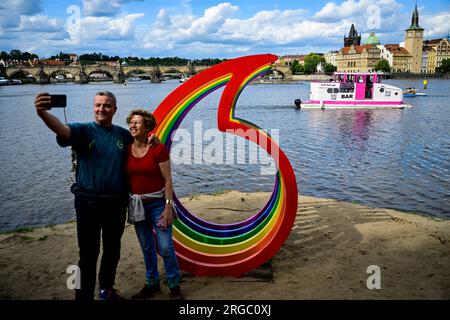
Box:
[35,92,70,140]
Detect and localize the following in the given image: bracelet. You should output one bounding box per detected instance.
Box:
[165,198,173,205]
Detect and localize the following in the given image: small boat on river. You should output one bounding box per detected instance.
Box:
[403,87,427,97]
[294,72,411,109]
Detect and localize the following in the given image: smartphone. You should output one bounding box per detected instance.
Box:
[50,94,67,108]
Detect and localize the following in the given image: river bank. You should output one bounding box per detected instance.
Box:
[0,191,448,300]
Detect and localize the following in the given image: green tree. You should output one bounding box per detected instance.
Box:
[303,53,325,75]
[374,59,390,73]
[437,58,450,73]
[291,60,304,74]
[324,63,337,74]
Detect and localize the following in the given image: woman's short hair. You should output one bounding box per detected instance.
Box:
[126,109,157,132]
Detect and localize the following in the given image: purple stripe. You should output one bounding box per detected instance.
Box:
[306,100,403,105]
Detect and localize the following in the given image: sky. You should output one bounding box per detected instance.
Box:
[0,0,449,59]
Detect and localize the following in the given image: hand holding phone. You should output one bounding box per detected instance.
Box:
[35,93,67,111]
[49,94,67,108]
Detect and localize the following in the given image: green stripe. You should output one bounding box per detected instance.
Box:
[173,180,281,245]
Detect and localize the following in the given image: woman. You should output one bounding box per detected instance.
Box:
[126,109,182,299]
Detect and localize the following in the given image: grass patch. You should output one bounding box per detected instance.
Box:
[14,227,35,233]
[208,189,232,196]
[19,236,34,241]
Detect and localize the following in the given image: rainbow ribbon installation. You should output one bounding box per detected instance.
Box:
[153,54,298,276]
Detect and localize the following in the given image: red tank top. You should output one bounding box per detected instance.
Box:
[126,143,169,195]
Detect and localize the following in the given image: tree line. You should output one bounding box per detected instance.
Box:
[290,53,337,75]
[0,49,225,66]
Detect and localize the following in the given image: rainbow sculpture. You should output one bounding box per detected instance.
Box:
[152,54,298,276]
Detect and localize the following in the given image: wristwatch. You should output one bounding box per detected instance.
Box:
[165,198,173,205]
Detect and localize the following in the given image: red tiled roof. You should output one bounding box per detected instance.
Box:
[341,44,375,54]
[281,55,306,60]
[38,59,66,66]
[384,45,410,55]
[424,38,443,46]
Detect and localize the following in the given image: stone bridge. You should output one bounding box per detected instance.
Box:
[1,61,292,84]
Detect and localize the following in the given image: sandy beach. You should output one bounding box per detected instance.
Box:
[0,191,449,300]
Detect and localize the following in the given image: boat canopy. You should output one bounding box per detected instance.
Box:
[332,72,385,84]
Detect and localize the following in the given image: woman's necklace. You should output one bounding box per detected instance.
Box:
[133,142,148,155]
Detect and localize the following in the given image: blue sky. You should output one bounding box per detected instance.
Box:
[1,0,449,59]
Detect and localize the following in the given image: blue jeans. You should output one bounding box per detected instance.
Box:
[134,199,180,288]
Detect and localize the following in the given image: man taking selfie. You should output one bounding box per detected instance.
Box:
[35,91,144,301]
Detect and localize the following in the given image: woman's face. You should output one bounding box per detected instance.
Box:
[128,115,148,138]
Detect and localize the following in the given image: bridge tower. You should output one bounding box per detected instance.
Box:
[151,65,162,83]
[36,67,50,84]
[187,60,196,76]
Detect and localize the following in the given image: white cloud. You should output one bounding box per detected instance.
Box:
[0,0,43,32]
[313,0,402,23]
[18,14,63,33]
[422,12,450,37]
[143,3,239,49]
[79,13,144,40]
[142,4,343,55]
[155,9,171,28]
[0,0,42,15]
[2,0,449,59]
[83,0,143,17]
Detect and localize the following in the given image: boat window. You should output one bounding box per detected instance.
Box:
[379,87,384,93]
[327,88,332,93]
[333,88,339,93]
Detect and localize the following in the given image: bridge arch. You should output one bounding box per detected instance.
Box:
[7,69,37,81]
[267,69,285,80]
[48,69,76,81]
[124,69,146,76]
[87,69,114,81]
[7,68,34,78]
[161,68,186,79]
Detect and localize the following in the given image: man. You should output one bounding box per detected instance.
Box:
[35,91,142,301]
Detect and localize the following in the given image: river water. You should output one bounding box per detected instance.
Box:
[0,78,449,232]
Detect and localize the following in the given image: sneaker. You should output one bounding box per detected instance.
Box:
[169,286,184,300]
[131,283,161,300]
[98,288,126,301]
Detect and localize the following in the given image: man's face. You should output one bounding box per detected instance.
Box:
[93,95,116,126]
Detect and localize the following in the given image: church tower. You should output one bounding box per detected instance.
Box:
[344,24,361,47]
[405,3,424,73]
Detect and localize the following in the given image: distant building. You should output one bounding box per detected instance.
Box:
[336,44,381,72]
[422,38,450,73]
[363,32,380,45]
[404,3,424,73]
[278,55,306,66]
[36,59,66,66]
[324,50,339,67]
[344,24,361,47]
[67,53,78,63]
[382,44,411,72]
[378,45,394,67]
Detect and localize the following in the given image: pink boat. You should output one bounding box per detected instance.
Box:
[294,72,412,109]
